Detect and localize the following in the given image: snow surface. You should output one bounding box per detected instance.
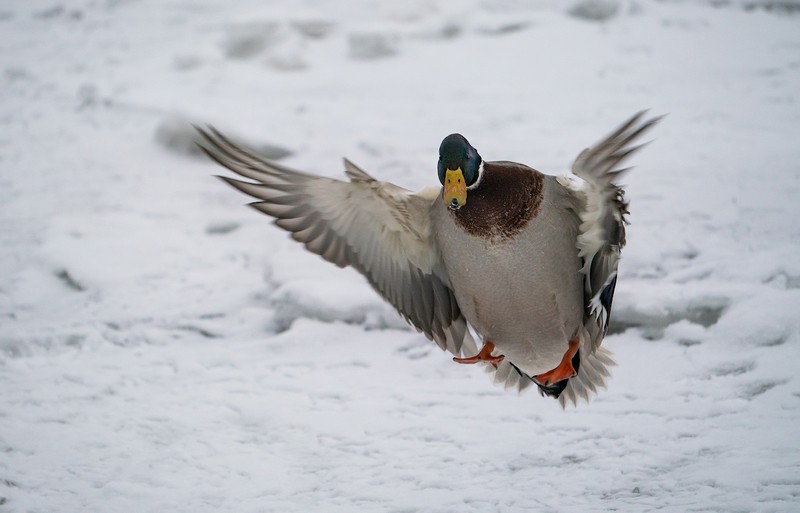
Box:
[2,0,800,511]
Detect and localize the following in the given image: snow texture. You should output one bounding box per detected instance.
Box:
[2,0,800,511]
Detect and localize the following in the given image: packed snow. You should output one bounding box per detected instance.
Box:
[2,0,799,511]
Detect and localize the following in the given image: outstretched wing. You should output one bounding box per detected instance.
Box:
[196,126,479,358]
[570,111,661,351]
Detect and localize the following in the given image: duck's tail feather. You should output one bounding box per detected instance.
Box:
[555,345,616,408]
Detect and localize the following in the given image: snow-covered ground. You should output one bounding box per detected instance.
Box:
[2,0,800,511]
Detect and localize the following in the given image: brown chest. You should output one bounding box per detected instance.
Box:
[452,161,544,241]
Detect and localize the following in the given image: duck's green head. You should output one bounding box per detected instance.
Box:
[438,133,483,211]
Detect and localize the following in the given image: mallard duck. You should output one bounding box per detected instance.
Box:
[196,112,659,406]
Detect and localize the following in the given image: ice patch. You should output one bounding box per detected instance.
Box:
[609,297,727,340]
[204,221,241,236]
[348,31,400,60]
[291,19,335,40]
[568,0,620,21]
[221,21,284,60]
[218,18,336,70]
[742,1,800,14]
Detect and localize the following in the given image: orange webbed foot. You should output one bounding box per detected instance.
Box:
[534,339,580,386]
[453,342,505,369]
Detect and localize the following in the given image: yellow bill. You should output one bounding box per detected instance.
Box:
[443,168,467,209]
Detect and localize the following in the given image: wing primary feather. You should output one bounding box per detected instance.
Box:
[206,125,297,175]
[343,158,376,183]
[200,125,485,376]
[197,128,265,175]
[571,112,662,365]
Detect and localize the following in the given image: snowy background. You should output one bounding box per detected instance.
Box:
[2,0,800,511]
